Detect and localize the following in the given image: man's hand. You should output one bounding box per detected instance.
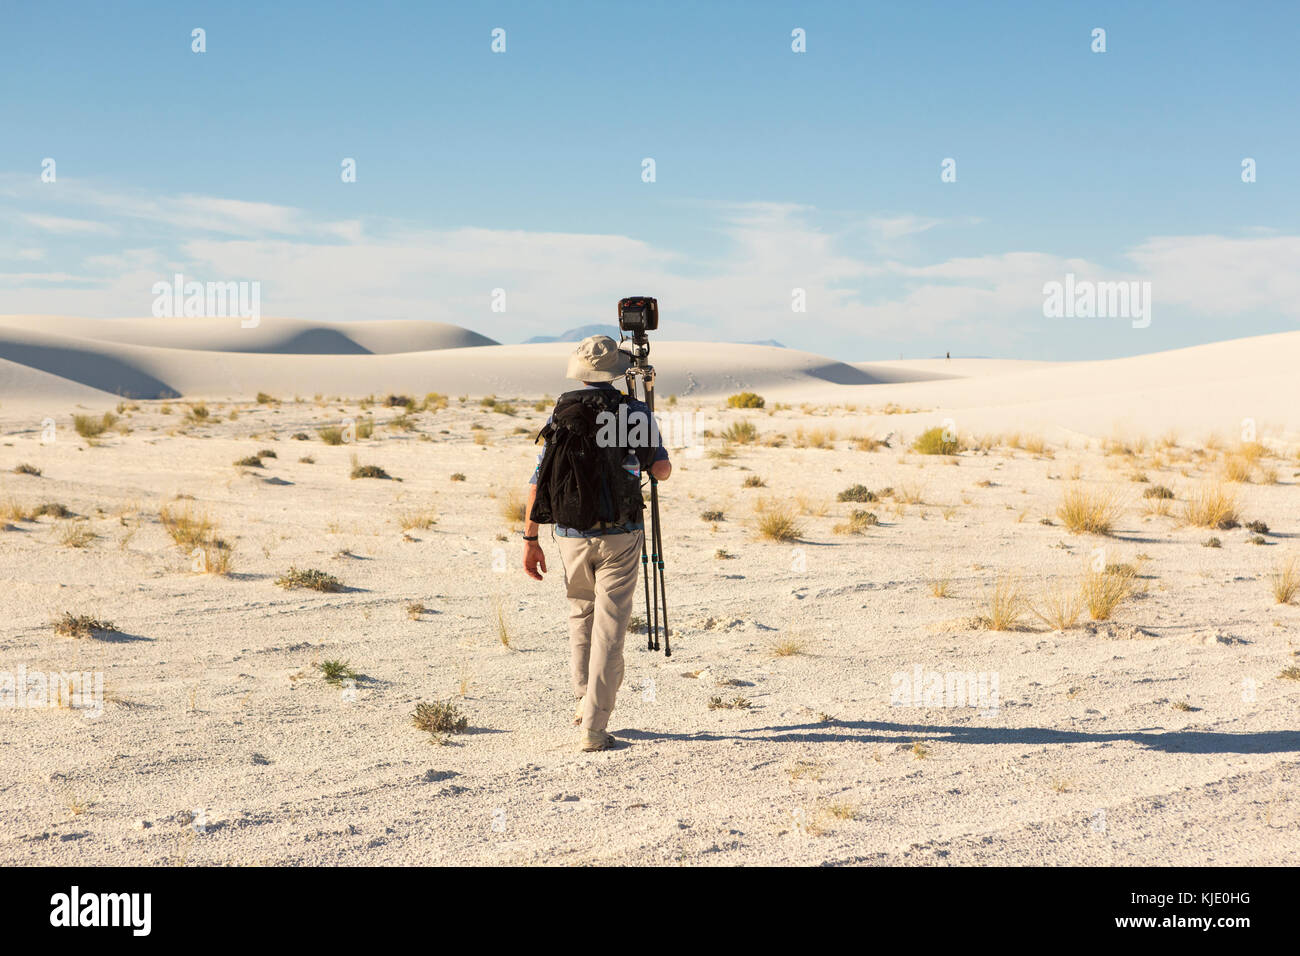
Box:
[524,540,547,581]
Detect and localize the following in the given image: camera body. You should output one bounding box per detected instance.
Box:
[617,297,658,339]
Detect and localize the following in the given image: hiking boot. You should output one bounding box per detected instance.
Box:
[579,729,616,752]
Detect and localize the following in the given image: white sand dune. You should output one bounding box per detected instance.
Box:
[0,315,497,355]
[1,315,1297,441]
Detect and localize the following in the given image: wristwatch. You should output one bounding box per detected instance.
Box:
[522,534,538,541]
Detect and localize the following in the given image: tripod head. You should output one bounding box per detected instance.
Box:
[617,296,657,368]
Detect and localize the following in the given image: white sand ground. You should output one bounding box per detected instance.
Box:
[0,317,1298,866]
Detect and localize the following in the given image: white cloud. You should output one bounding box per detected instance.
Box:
[22,213,117,236]
[4,179,1298,354]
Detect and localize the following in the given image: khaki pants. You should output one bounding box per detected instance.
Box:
[556,531,643,732]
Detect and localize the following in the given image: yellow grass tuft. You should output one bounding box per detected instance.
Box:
[980,574,1029,631]
[1033,582,1083,631]
[1269,556,1300,605]
[1057,486,1123,534]
[1182,483,1239,529]
[1081,564,1137,621]
[754,498,803,542]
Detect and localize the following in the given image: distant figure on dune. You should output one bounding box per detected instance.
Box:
[522,336,671,752]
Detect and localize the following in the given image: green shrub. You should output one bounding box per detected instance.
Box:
[912,426,961,455]
[726,392,765,409]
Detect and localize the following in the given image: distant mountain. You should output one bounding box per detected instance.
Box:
[744,339,787,348]
[523,324,621,344]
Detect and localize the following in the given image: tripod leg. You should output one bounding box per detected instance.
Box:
[639,529,653,652]
[647,488,660,652]
[652,479,670,656]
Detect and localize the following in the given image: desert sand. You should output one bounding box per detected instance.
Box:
[1,316,1298,866]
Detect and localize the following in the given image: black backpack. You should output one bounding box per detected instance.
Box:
[530,389,646,530]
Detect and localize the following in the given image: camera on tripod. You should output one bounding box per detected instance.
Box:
[617,297,658,342]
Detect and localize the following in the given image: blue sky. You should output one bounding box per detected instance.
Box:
[2,0,1298,360]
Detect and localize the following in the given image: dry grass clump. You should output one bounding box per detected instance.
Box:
[58,522,96,548]
[721,420,758,444]
[1182,483,1240,529]
[73,412,118,438]
[754,498,803,542]
[500,489,526,526]
[318,425,346,445]
[1057,486,1123,534]
[53,612,118,639]
[1223,456,1254,483]
[1081,564,1139,620]
[1269,556,1300,605]
[793,426,835,449]
[398,506,438,531]
[276,566,343,592]
[13,463,41,476]
[159,501,214,548]
[1033,582,1083,631]
[726,392,765,409]
[833,509,879,535]
[978,574,1030,631]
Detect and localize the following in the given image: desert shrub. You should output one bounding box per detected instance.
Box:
[832,510,879,535]
[1143,485,1174,500]
[726,392,765,409]
[836,484,876,503]
[700,510,725,522]
[742,475,766,488]
[350,462,392,480]
[73,412,117,438]
[912,426,961,455]
[234,455,263,468]
[317,660,357,685]
[412,700,468,736]
[53,612,118,639]
[13,463,40,476]
[276,566,343,592]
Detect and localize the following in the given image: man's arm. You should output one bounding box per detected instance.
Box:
[523,482,547,580]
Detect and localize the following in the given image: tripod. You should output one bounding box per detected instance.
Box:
[623,339,670,657]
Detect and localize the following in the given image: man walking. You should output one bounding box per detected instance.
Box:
[523,335,671,752]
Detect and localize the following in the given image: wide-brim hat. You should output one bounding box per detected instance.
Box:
[565,334,631,382]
